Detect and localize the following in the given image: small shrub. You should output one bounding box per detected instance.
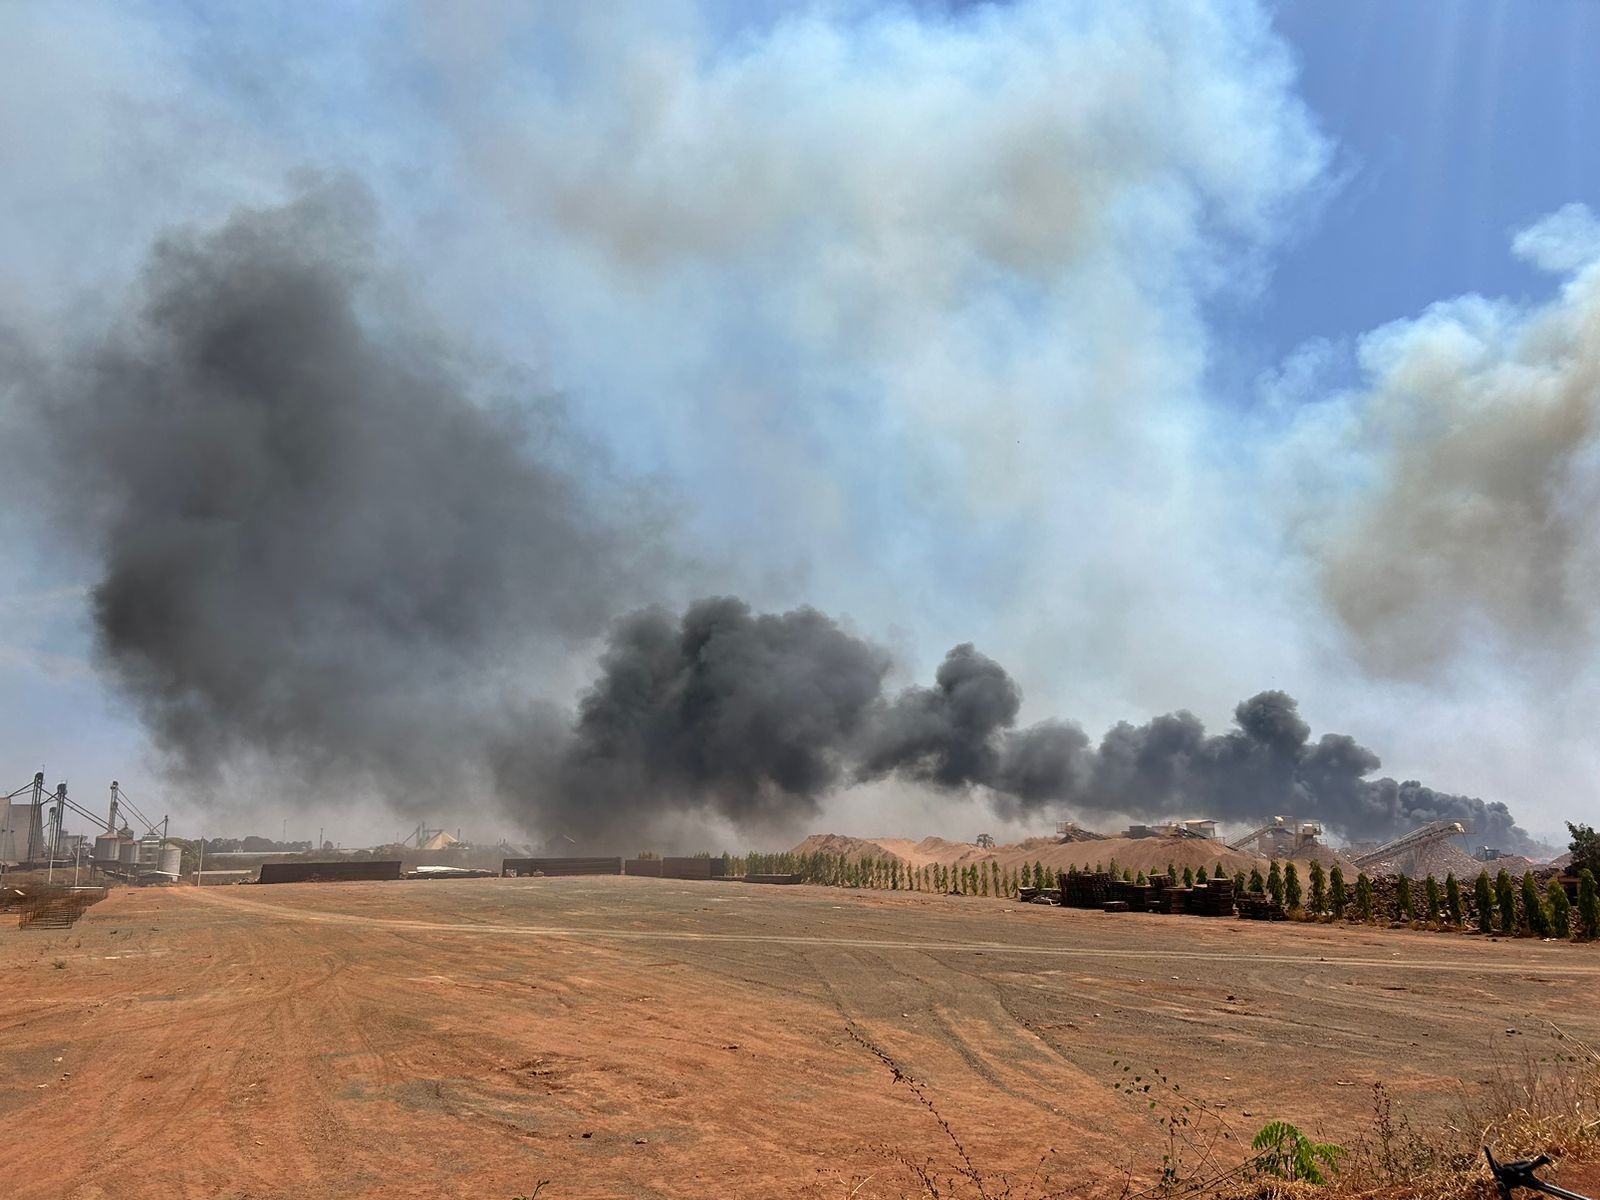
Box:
[1251,1120,1344,1184]
[1424,875,1441,924]
[1329,864,1346,919]
[1284,863,1302,911]
[1195,866,1208,884]
[1395,874,1413,921]
[1267,861,1284,906]
[1248,866,1264,893]
[1183,866,1194,887]
[1445,872,1463,927]
[1307,861,1326,914]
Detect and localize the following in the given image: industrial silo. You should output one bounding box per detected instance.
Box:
[118,839,139,866]
[158,845,182,877]
[94,833,121,864]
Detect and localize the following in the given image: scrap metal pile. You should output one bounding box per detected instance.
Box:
[3,883,108,929]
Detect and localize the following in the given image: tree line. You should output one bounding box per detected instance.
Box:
[724,821,1600,942]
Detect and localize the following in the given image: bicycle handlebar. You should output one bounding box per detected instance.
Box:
[1486,1147,1593,1200]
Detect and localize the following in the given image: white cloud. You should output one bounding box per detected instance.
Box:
[1512,202,1600,275]
[414,0,1332,729]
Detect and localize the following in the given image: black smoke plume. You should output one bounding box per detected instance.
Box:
[858,649,1540,853]
[19,181,653,794]
[13,187,1542,854]
[492,597,889,841]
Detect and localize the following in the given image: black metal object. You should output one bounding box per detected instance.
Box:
[257,860,402,884]
[1486,1148,1593,1200]
[660,857,727,880]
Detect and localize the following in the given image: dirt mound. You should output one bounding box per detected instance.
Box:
[789,834,905,863]
[789,831,1354,879]
[789,835,991,868]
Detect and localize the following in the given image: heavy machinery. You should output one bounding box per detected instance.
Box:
[1349,820,1470,870]
[1227,816,1323,856]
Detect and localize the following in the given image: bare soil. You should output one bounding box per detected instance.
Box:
[1,877,1594,1199]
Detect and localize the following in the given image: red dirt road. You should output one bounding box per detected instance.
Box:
[1,878,1594,1199]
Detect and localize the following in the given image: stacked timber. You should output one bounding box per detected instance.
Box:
[624,858,663,876]
[1187,879,1236,917]
[1156,886,1192,914]
[1235,891,1286,920]
[1059,871,1111,908]
[1108,879,1153,910]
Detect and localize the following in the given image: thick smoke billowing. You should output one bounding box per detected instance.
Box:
[16,189,1543,853]
[855,647,1539,852]
[21,182,652,793]
[491,622,1537,851]
[493,598,889,838]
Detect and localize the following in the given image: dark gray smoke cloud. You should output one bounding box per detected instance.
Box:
[12,185,1542,854]
[493,597,889,842]
[20,181,654,795]
[857,643,1020,789]
[858,650,1541,853]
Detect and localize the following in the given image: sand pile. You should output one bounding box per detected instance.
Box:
[788,834,906,863]
[788,831,1350,879]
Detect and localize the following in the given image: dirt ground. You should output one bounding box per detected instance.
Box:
[1,877,1595,1200]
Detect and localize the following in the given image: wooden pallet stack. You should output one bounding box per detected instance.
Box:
[1235,891,1287,920]
[1155,886,1192,914]
[1059,871,1111,908]
[1186,878,1236,916]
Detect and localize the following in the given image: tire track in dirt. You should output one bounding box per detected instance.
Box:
[189,888,1600,976]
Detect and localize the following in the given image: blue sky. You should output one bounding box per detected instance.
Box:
[1264,0,1600,356]
[3,1,1598,845]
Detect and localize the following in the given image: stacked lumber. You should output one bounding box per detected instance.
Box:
[1236,891,1286,920]
[1059,871,1111,908]
[1156,886,1191,914]
[1186,878,1236,917]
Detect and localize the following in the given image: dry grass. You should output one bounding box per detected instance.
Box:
[855,1025,1599,1200]
[1216,1024,1599,1200]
